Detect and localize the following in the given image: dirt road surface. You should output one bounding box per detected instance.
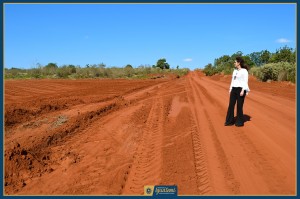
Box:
[4,71,296,195]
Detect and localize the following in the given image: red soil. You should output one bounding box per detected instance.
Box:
[4,72,296,195]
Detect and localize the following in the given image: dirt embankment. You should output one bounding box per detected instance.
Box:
[4,72,296,195]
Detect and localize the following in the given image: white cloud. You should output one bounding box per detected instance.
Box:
[276,38,291,43]
[183,58,193,62]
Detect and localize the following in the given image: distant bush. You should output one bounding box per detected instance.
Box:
[5,63,190,80]
[249,66,262,80]
[260,64,277,81]
[203,63,218,76]
[173,68,190,77]
[124,65,134,77]
[56,67,70,78]
[250,62,295,83]
[28,68,42,78]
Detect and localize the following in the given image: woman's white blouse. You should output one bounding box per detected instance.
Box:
[229,68,250,94]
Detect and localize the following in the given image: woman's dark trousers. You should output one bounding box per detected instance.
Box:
[225,87,246,126]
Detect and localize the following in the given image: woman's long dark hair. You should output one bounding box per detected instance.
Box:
[236,56,249,71]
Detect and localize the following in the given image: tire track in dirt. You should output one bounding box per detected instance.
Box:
[189,118,212,194]
[168,78,213,194]
[122,96,165,194]
[157,79,206,194]
[186,74,240,194]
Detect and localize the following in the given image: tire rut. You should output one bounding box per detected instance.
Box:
[187,74,241,194]
[189,118,212,194]
[122,97,164,194]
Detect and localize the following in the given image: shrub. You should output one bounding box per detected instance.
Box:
[252,62,295,83]
[104,68,113,78]
[223,67,234,75]
[259,64,276,81]
[173,68,190,77]
[28,68,42,78]
[124,66,134,77]
[203,64,218,76]
[278,71,287,81]
[249,66,262,80]
[56,67,70,78]
[284,62,296,83]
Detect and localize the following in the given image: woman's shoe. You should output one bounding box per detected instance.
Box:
[235,123,244,127]
[224,122,234,126]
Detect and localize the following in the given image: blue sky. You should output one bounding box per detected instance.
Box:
[4,3,296,70]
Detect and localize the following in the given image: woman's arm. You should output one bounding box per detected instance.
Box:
[229,70,235,93]
[240,69,249,96]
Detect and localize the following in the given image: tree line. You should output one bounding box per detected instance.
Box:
[5,58,188,79]
[202,46,296,83]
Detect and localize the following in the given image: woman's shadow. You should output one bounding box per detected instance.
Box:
[234,114,251,123]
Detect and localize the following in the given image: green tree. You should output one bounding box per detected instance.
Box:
[292,50,296,64]
[260,50,271,65]
[68,65,76,73]
[214,55,231,66]
[249,51,263,66]
[230,51,243,60]
[269,46,295,63]
[214,55,233,74]
[242,55,255,69]
[45,63,58,69]
[124,64,134,77]
[43,62,58,76]
[156,58,170,69]
[203,63,217,76]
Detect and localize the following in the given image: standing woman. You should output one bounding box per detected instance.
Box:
[225,56,250,127]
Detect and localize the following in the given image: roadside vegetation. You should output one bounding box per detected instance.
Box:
[4,58,189,80]
[201,46,296,83]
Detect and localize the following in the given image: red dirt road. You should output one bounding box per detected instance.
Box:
[4,72,296,195]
